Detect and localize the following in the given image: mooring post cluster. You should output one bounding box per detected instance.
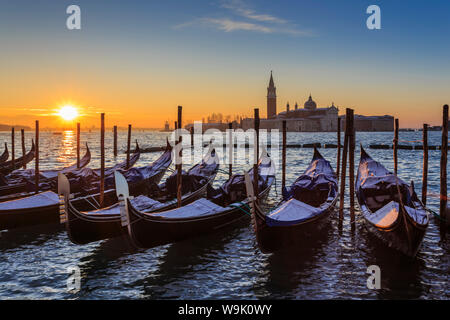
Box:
[339,108,355,223]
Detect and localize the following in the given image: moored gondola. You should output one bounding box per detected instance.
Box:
[0,143,9,164]
[59,146,219,244]
[355,146,429,257]
[0,142,142,231]
[0,140,35,176]
[0,143,91,197]
[119,149,275,249]
[244,148,338,253]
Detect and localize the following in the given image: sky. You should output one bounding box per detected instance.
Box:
[0,0,449,129]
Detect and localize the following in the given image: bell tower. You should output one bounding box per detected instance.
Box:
[267,71,277,119]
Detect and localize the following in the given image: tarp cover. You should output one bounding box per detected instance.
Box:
[0,191,58,211]
[208,153,275,206]
[162,149,219,196]
[267,150,337,226]
[266,198,320,226]
[85,195,163,216]
[356,148,428,225]
[282,151,337,200]
[151,198,226,219]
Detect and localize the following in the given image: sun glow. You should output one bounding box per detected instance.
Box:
[58,105,78,121]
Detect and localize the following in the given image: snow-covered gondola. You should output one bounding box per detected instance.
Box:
[118,149,275,249]
[59,146,219,244]
[0,143,91,197]
[356,147,429,257]
[0,140,35,176]
[245,148,338,253]
[0,142,142,231]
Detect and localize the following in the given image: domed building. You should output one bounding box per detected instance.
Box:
[239,72,394,132]
[304,95,317,110]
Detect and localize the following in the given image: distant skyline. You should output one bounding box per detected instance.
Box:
[1,0,449,128]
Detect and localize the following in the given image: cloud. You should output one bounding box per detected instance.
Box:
[174,0,312,36]
[221,0,287,24]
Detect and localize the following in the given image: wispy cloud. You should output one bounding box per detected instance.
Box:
[220,0,287,24]
[174,0,312,36]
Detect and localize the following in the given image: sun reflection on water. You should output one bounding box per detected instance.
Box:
[57,130,76,164]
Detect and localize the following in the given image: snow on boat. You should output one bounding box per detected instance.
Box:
[245,148,338,253]
[356,147,429,257]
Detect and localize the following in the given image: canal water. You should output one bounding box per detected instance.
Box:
[0,130,448,299]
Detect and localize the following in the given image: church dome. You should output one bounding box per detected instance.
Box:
[304,95,317,110]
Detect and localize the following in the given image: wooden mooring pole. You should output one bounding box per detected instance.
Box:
[339,109,350,221]
[11,127,15,170]
[348,109,355,223]
[253,108,260,197]
[394,118,399,175]
[113,125,118,157]
[440,105,448,233]
[126,124,132,169]
[228,122,233,178]
[76,123,80,168]
[282,120,287,191]
[422,124,428,205]
[35,121,39,194]
[100,113,105,207]
[337,116,341,179]
[21,129,26,169]
[190,126,194,147]
[177,106,183,208]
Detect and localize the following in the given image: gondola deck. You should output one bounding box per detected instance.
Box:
[355,147,429,257]
[60,146,220,244]
[119,149,276,249]
[245,148,338,253]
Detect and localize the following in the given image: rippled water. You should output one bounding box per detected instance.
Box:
[0,130,448,299]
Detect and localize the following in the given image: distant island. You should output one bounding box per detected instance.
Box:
[0,124,32,131]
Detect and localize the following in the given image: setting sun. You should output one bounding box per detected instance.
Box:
[58,105,78,121]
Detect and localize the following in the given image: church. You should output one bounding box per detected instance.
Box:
[241,72,393,132]
[241,72,339,131]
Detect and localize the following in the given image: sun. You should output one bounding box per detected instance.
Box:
[58,105,78,121]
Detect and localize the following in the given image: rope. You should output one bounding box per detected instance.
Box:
[425,207,446,222]
[230,202,251,216]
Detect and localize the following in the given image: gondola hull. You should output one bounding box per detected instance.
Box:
[0,189,117,231]
[359,203,427,258]
[127,179,272,249]
[63,146,218,244]
[0,141,35,176]
[355,147,429,258]
[65,168,181,244]
[247,148,338,253]
[253,198,337,253]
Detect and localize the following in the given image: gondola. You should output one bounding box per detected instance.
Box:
[59,146,219,244]
[355,147,429,257]
[118,149,275,249]
[0,143,91,197]
[0,140,35,176]
[0,142,142,231]
[0,143,9,163]
[244,148,338,253]
[0,142,139,202]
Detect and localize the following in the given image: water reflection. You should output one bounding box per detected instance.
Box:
[57,130,75,164]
